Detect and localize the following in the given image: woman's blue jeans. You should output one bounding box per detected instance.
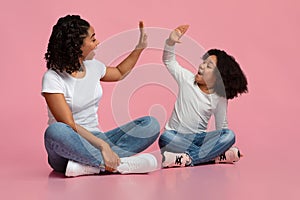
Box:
[44,116,160,172]
[158,129,235,165]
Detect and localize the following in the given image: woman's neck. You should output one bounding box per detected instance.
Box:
[70,61,86,78]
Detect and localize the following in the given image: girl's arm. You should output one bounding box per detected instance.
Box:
[162,25,191,82]
[165,24,189,46]
[100,21,147,82]
[163,25,189,66]
[43,93,120,172]
[214,98,229,130]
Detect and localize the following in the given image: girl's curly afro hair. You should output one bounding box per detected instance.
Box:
[203,49,248,99]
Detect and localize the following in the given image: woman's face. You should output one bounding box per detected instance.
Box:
[81,26,100,59]
[195,55,217,88]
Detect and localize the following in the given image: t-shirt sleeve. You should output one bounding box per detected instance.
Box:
[90,59,107,79]
[163,43,191,84]
[101,66,106,78]
[41,70,64,94]
[214,97,228,130]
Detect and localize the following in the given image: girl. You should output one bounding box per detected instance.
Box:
[159,25,248,167]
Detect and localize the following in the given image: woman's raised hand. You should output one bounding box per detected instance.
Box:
[136,21,148,49]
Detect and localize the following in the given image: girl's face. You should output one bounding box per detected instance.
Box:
[81,26,100,59]
[195,55,217,88]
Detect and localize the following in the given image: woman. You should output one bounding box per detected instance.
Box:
[42,15,160,177]
[159,25,248,167]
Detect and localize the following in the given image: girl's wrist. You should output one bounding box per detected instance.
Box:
[166,38,176,46]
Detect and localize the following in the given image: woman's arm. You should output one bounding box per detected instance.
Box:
[100,22,147,82]
[43,93,120,171]
[101,49,144,82]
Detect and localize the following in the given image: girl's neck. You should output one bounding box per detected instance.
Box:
[197,83,214,94]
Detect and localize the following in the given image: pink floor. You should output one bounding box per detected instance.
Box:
[1,105,300,200]
[1,140,299,200]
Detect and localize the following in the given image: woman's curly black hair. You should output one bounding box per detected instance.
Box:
[45,15,90,74]
[203,49,248,100]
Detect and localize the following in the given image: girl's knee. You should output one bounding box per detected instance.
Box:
[222,129,236,144]
[158,131,174,148]
[158,134,166,149]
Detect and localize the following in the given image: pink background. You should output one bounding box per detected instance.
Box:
[1,0,299,199]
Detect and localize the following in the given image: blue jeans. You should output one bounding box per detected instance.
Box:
[158,129,235,165]
[44,116,160,173]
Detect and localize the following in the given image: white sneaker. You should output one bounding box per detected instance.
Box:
[215,147,241,164]
[162,151,192,168]
[65,160,101,177]
[117,153,158,174]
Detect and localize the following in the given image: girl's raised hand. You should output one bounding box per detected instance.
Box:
[167,25,189,45]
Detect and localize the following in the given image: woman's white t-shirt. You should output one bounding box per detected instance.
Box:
[41,59,106,132]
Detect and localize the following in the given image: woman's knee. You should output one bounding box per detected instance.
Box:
[139,116,161,138]
[44,122,70,141]
[143,116,160,128]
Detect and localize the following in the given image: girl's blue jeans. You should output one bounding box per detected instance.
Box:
[158,129,235,165]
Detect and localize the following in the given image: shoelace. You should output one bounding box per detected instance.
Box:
[219,153,227,161]
[175,155,183,165]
